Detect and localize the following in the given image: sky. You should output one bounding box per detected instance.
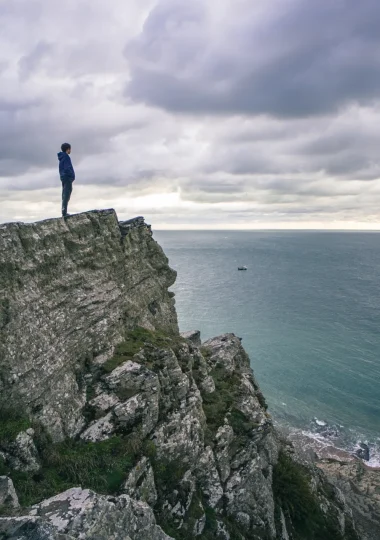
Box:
[1,0,380,229]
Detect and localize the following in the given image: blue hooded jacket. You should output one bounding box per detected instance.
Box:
[58,152,75,181]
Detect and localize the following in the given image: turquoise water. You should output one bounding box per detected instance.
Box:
[155,230,380,462]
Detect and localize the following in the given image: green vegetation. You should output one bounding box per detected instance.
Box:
[151,457,193,539]
[273,451,318,530]
[229,408,260,437]
[0,455,8,476]
[151,452,247,540]
[200,346,211,359]
[201,366,258,447]
[152,457,188,494]
[0,408,31,444]
[141,439,157,459]
[102,327,174,373]
[0,421,154,507]
[256,390,268,411]
[0,399,162,509]
[0,326,190,508]
[273,451,355,540]
[151,458,226,539]
[10,435,139,507]
[202,367,240,442]
[155,485,245,540]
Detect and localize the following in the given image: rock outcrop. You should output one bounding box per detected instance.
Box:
[0,211,359,539]
[0,488,172,540]
[319,458,380,540]
[0,210,177,441]
[0,476,19,510]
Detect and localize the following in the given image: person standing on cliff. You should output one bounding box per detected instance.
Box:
[57,143,75,217]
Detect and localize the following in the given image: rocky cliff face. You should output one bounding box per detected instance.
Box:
[0,210,177,441]
[0,211,359,540]
[318,454,380,540]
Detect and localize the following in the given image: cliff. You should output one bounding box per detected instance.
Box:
[0,210,177,440]
[0,210,358,540]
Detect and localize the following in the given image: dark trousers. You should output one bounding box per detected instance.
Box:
[61,178,73,216]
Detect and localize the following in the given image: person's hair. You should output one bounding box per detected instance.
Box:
[61,143,71,153]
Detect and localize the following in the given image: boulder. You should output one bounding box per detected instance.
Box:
[0,476,19,509]
[180,330,202,347]
[0,488,173,540]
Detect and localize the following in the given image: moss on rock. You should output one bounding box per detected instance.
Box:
[201,366,244,445]
[102,327,180,374]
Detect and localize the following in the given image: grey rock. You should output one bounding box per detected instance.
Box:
[0,488,173,539]
[319,458,380,540]
[171,470,197,519]
[216,520,231,540]
[0,476,19,509]
[80,412,114,442]
[180,330,201,347]
[119,216,146,237]
[105,359,160,437]
[356,442,370,461]
[0,516,64,540]
[214,424,234,482]
[123,457,158,507]
[203,334,255,375]
[7,431,40,473]
[0,211,360,540]
[0,210,177,441]
[193,513,206,536]
[279,509,290,540]
[87,391,119,415]
[195,448,223,508]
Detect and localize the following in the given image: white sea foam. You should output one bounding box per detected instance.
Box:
[367,455,380,468]
[287,419,380,467]
[365,445,380,468]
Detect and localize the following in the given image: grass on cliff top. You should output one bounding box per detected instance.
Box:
[1,428,156,507]
[273,451,357,540]
[102,327,179,373]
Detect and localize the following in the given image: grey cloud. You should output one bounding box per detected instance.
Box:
[203,150,283,176]
[126,0,380,118]
[301,134,359,156]
[0,97,41,113]
[18,41,53,80]
[192,105,380,184]
[1,0,380,227]
[0,94,149,180]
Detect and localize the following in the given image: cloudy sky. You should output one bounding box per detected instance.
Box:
[1,0,380,229]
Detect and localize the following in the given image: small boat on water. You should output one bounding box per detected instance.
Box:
[238,266,248,271]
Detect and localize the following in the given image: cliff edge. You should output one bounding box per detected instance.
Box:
[0,210,177,440]
[0,210,358,540]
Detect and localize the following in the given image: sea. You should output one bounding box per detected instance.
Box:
[154,230,380,467]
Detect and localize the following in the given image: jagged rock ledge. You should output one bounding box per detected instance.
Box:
[0,210,360,540]
[119,215,152,237]
[0,210,177,440]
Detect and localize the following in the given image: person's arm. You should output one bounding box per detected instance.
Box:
[63,155,75,180]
